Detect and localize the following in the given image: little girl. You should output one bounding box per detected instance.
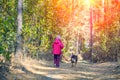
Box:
[52,35,64,67]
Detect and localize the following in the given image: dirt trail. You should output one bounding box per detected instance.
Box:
[6,58,120,80]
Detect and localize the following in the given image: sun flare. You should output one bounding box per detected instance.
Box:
[84,0,90,5]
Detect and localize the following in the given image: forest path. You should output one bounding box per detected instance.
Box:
[7,57,120,80]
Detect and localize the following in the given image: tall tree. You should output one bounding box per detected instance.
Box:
[16,0,23,56]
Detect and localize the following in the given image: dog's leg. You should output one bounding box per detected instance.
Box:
[71,63,73,67]
[75,62,77,67]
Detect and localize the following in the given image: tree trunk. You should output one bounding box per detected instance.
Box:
[118,14,120,65]
[16,0,23,57]
[89,2,93,62]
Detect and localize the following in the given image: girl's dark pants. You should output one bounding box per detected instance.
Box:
[54,54,60,67]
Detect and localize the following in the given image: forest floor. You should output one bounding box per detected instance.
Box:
[2,57,120,80]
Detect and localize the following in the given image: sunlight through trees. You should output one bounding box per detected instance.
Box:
[0,0,120,63]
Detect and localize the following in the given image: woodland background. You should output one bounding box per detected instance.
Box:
[0,0,120,65]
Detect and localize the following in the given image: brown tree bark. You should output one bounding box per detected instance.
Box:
[16,0,23,57]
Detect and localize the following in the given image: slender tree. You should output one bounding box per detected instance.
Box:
[16,0,23,56]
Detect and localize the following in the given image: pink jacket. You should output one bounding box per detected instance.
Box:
[52,38,64,55]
